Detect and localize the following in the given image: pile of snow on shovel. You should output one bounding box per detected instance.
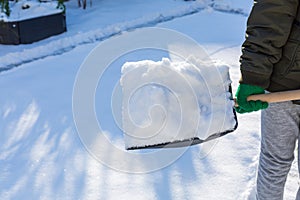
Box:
[121,57,236,149]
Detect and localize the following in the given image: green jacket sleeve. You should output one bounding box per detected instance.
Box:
[240,0,299,89]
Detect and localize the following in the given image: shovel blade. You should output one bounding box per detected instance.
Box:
[121,59,238,150]
[126,110,238,150]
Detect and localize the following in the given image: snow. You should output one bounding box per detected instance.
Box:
[121,58,236,149]
[0,0,208,70]
[0,0,298,200]
[0,1,63,22]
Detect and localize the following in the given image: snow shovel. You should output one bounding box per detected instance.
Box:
[121,59,300,150]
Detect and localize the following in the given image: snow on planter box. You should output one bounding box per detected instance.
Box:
[0,1,66,44]
[120,57,237,150]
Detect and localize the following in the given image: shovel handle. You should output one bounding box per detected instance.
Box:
[234,89,300,107]
[247,89,300,103]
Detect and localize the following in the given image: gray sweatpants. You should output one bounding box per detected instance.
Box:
[256,101,300,200]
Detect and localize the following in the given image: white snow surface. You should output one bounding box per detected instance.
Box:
[0,1,63,22]
[121,58,236,149]
[0,0,250,70]
[0,0,298,200]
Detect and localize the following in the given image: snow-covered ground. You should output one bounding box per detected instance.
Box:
[0,0,298,199]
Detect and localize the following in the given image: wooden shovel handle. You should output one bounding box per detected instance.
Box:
[234,89,300,107]
[247,89,300,103]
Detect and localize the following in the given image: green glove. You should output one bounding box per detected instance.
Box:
[235,84,268,114]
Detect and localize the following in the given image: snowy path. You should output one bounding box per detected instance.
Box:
[0,1,299,200]
[0,0,250,72]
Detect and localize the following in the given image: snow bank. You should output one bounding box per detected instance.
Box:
[121,58,236,149]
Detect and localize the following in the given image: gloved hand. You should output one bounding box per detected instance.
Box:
[235,84,268,113]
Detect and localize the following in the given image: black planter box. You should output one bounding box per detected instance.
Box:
[0,12,66,45]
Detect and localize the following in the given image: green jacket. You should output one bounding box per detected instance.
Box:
[240,0,300,92]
